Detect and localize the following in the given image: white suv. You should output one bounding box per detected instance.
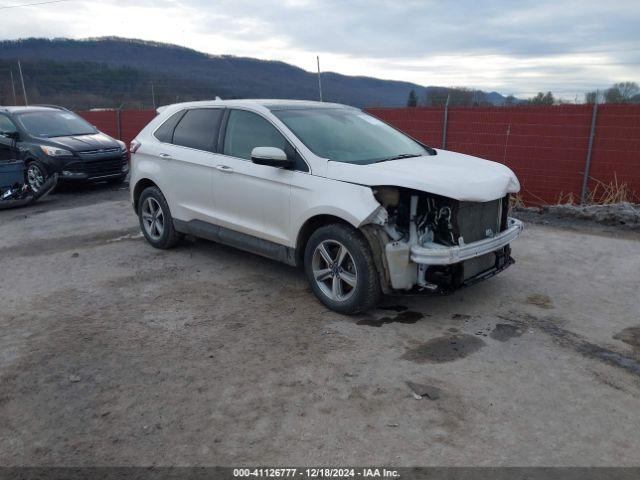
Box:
[130,99,523,313]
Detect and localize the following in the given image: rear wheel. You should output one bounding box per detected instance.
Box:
[138,186,182,249]
[304,223,381,314]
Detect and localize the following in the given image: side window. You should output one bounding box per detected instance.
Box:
[223,110,289,159]
[154,110,184,143]
[171,108,223,152]
[0,115,17,134]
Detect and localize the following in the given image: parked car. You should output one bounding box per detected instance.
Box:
[0,158,58,209]
[0,105,129,193]
[130,99,523,313]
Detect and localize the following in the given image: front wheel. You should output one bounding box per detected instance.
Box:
[26,161,48,194]
[304,223,381,314]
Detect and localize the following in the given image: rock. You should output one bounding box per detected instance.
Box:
[69,374,81,383]
[406,381,441,400]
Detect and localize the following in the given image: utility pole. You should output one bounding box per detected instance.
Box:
[9,70,17,105]
[17,60,28,106]
[151,81,156,109]
[316,56,323,102]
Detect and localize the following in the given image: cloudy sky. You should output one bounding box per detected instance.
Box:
[2,0,639,99]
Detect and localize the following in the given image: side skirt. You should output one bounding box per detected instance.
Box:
[174,219,297,267]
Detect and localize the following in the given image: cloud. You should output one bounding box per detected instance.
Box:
[1,0,639,99]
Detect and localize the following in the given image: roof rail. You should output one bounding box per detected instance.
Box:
[30,104,71,111]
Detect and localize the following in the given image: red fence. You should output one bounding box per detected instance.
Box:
[78,109,156,152]
[78,106,640,205]
[366,105,640,205]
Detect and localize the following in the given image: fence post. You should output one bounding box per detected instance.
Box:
[580,98,599,204]
[116,107,122,141]
[441,94,450,149]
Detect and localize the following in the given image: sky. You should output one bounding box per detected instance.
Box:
[2,0,639,100]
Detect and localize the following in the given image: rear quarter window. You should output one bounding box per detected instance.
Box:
[153,110,185,143]
[172,108,224,152]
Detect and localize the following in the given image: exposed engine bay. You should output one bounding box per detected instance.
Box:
[364,186,518,294]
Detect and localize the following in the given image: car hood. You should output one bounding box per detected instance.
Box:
[48,132,119,152]
[325,149,520,202]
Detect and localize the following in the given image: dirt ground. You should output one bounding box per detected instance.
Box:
[1,183,640,467]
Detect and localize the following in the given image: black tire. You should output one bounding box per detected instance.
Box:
[304,223,381,314]
[26,160,49,194]
[137,186,182,249]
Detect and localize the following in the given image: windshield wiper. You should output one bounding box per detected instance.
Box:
[373,153,423,163]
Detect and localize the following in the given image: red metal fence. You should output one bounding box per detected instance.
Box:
[366,105,640,205]
[78,106,640,205]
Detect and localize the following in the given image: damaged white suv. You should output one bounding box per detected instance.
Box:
[130,99,523,313]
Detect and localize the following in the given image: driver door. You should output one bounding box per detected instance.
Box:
[211,109,300,245]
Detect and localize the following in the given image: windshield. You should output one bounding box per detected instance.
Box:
[272,107,430,164]
[16,110,97,138]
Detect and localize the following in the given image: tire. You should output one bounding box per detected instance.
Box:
[26,160,48,194]
[137,186,182,249]
[304,223,381,314]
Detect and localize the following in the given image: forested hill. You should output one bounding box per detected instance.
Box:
[0,37,507,109]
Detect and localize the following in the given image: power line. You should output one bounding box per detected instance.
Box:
[0,0,71,10]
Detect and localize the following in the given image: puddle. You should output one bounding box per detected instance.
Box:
[401,334,485,363]
[357,310,423,327]
[613,327,640,348]
[526,293,554,309]
[490,323,523,342]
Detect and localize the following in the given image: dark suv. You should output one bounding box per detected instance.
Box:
[0,105,128,192]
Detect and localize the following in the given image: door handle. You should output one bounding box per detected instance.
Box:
[216,165,234,173]
[159,153,172,159]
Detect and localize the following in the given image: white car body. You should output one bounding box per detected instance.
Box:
[130,99,522,305]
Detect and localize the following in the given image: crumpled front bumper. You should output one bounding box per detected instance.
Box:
[410,218,524,266]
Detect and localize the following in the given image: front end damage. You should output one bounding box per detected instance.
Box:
[361,187,523,294]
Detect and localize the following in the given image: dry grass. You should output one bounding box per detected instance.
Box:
[509,192,526,210]
[551,174,638,206]
[586,174,638,204]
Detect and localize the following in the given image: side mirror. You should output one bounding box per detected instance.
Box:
[251,147,292,168]
[0,131,19,140]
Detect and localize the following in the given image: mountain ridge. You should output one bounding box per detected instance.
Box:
[0,37,508,109]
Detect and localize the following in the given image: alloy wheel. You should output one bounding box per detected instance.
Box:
[141,197,165,241]
[27,164,45,193]
[311,239,358,302]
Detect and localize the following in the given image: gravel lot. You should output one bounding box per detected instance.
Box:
[1,184,639,466]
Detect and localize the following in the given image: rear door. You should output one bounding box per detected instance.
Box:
[211,109,306,245]
[152,108,224,223]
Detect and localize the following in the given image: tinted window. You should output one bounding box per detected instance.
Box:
[16,110,96,138]
[223,110,290,161]
[0,115,17,133]
[273,108,430,165]
[172,108,223,152]
[154,110,185,143]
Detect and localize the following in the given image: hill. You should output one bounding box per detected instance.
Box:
[0,37,508,109]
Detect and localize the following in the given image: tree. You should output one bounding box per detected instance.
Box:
[584,90,598,104]
[406,89,418,107]
[527,91,555,105]
[603,82,639,104]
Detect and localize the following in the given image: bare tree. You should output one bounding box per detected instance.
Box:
[604,82,639,104]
